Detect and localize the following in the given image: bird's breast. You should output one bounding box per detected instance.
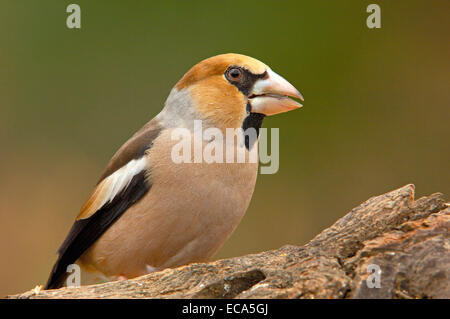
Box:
[79,128,259,279]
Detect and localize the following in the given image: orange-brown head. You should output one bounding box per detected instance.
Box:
[164,53,303,129]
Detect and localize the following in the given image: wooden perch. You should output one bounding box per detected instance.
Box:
[8,184,449,299]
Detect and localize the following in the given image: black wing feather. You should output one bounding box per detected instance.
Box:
[45,171,151,289]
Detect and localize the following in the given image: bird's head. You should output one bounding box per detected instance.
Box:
[162,53,303,130]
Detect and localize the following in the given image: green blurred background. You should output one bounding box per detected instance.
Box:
[0,1,448,296]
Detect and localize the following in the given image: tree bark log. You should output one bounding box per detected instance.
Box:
[8,184,449,299]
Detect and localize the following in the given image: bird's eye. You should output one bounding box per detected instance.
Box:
[227,68,243,82]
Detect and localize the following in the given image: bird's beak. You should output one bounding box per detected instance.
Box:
[248,69,303,116]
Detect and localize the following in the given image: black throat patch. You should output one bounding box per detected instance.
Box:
[242,104,265,150]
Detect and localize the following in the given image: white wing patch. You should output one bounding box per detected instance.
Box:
[77,156,147,220]
[101,156,148,207]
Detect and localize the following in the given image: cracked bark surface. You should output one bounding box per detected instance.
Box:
[8,184,449,299]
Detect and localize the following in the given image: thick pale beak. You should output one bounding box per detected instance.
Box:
[249,69,303,116]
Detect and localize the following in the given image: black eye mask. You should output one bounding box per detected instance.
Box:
[224,66,267,96]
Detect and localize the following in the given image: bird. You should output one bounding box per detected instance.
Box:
[45,53,303,289]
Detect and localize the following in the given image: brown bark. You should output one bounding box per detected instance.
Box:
[8,184,449,299]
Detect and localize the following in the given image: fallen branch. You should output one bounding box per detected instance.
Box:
[8,184,449,299]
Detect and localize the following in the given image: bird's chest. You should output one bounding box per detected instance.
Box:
[79,130,259,276]
[148,130,259,222]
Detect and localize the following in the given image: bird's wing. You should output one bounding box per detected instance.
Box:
[45,119,162,289]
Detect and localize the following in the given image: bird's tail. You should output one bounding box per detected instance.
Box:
[44,256,70,290]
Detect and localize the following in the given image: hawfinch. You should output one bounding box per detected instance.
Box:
[45,53,303,289]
